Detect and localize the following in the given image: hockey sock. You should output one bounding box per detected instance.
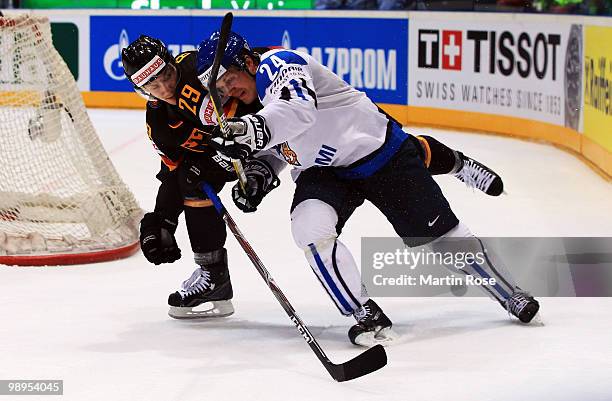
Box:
[305,238,369,316]
[417,135,462,175]
[185,205,227,253]
[292,199,368,316]
[431,222,519,305]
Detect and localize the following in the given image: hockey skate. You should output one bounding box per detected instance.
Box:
[348,299,398,347]
[168,266,234,320]
[505,291,540,323]
[453,152,504,196]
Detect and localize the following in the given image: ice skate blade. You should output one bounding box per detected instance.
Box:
[530,312,545,326]
[354,327,400,347]
[510,311,544,326]
[168,300,234,320]
[519,311,545,326]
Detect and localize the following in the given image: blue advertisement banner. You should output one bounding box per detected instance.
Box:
[90,15,408,104]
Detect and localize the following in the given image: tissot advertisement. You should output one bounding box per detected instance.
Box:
[409,17,583,130]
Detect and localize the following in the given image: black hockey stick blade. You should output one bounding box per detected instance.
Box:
[330,344,387,382]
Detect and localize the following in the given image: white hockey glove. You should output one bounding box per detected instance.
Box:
[210,114,271,160]
[232,158,280,213]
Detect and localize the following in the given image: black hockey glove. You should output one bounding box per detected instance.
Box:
[139,212,181,265]
[183,157,205,188]
[232,158,280,213]
[210,114,271,160]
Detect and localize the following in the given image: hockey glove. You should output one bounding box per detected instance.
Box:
[210,114,271,160]
[184,157,204,188]
[232,158,280,213]
[139,212,181,265]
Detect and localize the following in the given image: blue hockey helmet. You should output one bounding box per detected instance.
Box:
[196,30,253,87]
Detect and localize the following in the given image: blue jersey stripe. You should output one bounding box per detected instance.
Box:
[335,123,408,180]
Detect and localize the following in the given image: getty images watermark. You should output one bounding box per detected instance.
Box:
[371,246,495,287]
[361,237,612,297]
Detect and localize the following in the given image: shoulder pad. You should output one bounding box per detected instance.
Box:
[256,50,309,100]
[260,49,307,66]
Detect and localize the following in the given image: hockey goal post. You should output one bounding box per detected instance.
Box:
[0,14,142,266]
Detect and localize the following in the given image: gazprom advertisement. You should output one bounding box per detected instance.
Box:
[90,15,408,104]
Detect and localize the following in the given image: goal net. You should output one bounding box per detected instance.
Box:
[0,14,142,266]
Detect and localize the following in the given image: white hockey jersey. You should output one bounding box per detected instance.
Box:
[254,49,391,173]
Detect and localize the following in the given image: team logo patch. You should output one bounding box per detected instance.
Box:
[277,142,301,166]
[199,95,216,125]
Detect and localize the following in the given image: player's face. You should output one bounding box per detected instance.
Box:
[216,67,257,104]
[142,63,178,104]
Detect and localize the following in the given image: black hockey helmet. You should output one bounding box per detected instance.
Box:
[121,35,174,93]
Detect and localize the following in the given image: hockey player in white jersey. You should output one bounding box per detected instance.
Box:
[197,31,540,346]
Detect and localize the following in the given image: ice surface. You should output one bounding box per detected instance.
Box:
[1,109,611,401]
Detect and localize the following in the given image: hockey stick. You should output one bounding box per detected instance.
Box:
[207,12,248,192]
[201,182,387,382]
